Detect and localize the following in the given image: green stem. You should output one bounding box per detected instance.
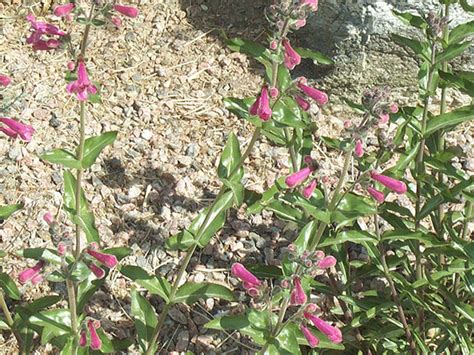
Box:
[437,3,450,266]
[375,215,417,354]
[414,43,437,280]
[74,101,86,259]
[145,128,261,354]
[66,279,79,355]
[260,150,353,353]
[0,291,23,350]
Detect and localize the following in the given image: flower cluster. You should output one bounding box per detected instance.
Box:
[285,156,318,198]
[231,263,262,297]
[26,14,66,50]
[66,62,98,101]
[79,319,102,350]
[301,311,342,347]
[366,171,407,203]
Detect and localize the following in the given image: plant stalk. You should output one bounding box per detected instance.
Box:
[0,291,23,350]
[66,279,79,355]
[375,215,417,354]
[260,150,353,353]
[74,101,86,259]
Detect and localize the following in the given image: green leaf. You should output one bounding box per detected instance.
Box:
[102,246,132,261]
[40,149,81,169]
[435,41,472,65]
[460,0,474,13]
[439,70,474,97]
[392,10,427,29]
[120,265,171,302]
[0,273,21,300]
[165,229,195,251]
[294,220,318,255]
[392,34,430,61]
[63,171,99,242]
[174,282,235,304]
[246,264,283,279]
[226,38,270,62]
[319,230,378,247]
[0,204,23,220]
[449,21,474,44]
[29,309,71,336]
[272,98,307,129]
[222,178,245,207]
[294,47,334,65]
[19,248,62,264]
[266,200,305,224]
[381,231,445,247]
[82,131,118,168]
[131,288,158,354]
[218,132,242,181]
[275,324,301,354]
[425,105,474,137]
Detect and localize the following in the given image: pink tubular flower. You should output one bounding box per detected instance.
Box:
[111,16,123,28]
[269,87,279,99]
[87,320,102,350]
[0,117,35,142]
[298,82,328,106]
[231,263,261,289]
[86,249,118,268]
[294,18,306,29]
[367,186,385,203]
[114,5,139,18]
[304,313,342,344]
[67,61,75,71]
[300,324,319,348]
[269,40,278,50]
[66,62,98,101]
[370,171,407,194]
[18,261,45,284]
[79,329,87,347]
[390,103,399,113]
[295,95,310,111]
[290,277,307,306]
[26,14,66,50]
[57,242,66,256]
[286,166,313,188]
[343,120,352,129]
[88,263,105,279]
[31,274,43,285]
[301,0,319,11]
[0,74,11,87]
[282,39,301,70]
[318,256,337,269]
[303,180,317,198]
[249,86,272,121]
[43,212,54,225]
[354,140,364,158]
[379,113,389,124]
[53,3,75,17]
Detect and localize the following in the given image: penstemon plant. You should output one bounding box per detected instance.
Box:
[1,2,139,354]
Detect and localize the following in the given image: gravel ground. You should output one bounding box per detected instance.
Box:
[0,1,473,354]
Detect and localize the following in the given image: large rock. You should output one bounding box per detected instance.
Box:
[300,0,473,102]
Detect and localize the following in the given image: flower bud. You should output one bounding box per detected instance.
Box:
[370,171,407,194]
[282,39,301,70]
[318,256,337,269]
[304,313,342,344]
[114,5,139,18]
[300,324,320,348]
[367,186,385,203]
[354,140,364,158]
[290,277,307,306]
[53,3,75,17]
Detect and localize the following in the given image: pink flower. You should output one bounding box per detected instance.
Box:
[111,16,122,28]
[249,86,272,121]
[282,39,301,70]
[293,18,306,29]
[269,40,278,50]
[290,277,307,306]
[57,242,66,256]
[354,140,364,158]
[231,263,261,289]
[114,5,139,18]
[269,87,279,99]
[303,180,317,198]
[0,117,35,142]
[66,62,98,101]
[301,0,319,11]
[389,103,399,113]
[0,74,11,87]
[67,61,75,71]
[286,167,313,188]
[367,186,385,203]
[300,324,319,348]
[87,320,102,350]
[318,256,337,269]
[304,313,342,344]
[53,3,75,17]
[305,303,320,313]
[26,14,66,51]
[379,113,389,124]
[43,212,54,225]
[343,120,352,129]
[79,330,87,347]
[88,263,105,279]
[298,82,328,106]
[18,261,45,284]
[370,171,407,194]
[86,249,118,268]
[295,96,310,111]
[31,274,43,285]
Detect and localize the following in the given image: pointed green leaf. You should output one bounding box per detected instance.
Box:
[174,282,234,304]
[294,220,318,255]
[392,34,430,61]
[131,289,158,354]
[450,21,474,44]
[435,41,472,65]
[226,38,270,62]
[41,149,81,169]
[0,204,22,220]
[120,265,171,302]
[82,131,117,168]
[218,132,243,181]
[0,273,21,300]
[294,47,334,65]
[392,10,427,29]
[425,105,474,137]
